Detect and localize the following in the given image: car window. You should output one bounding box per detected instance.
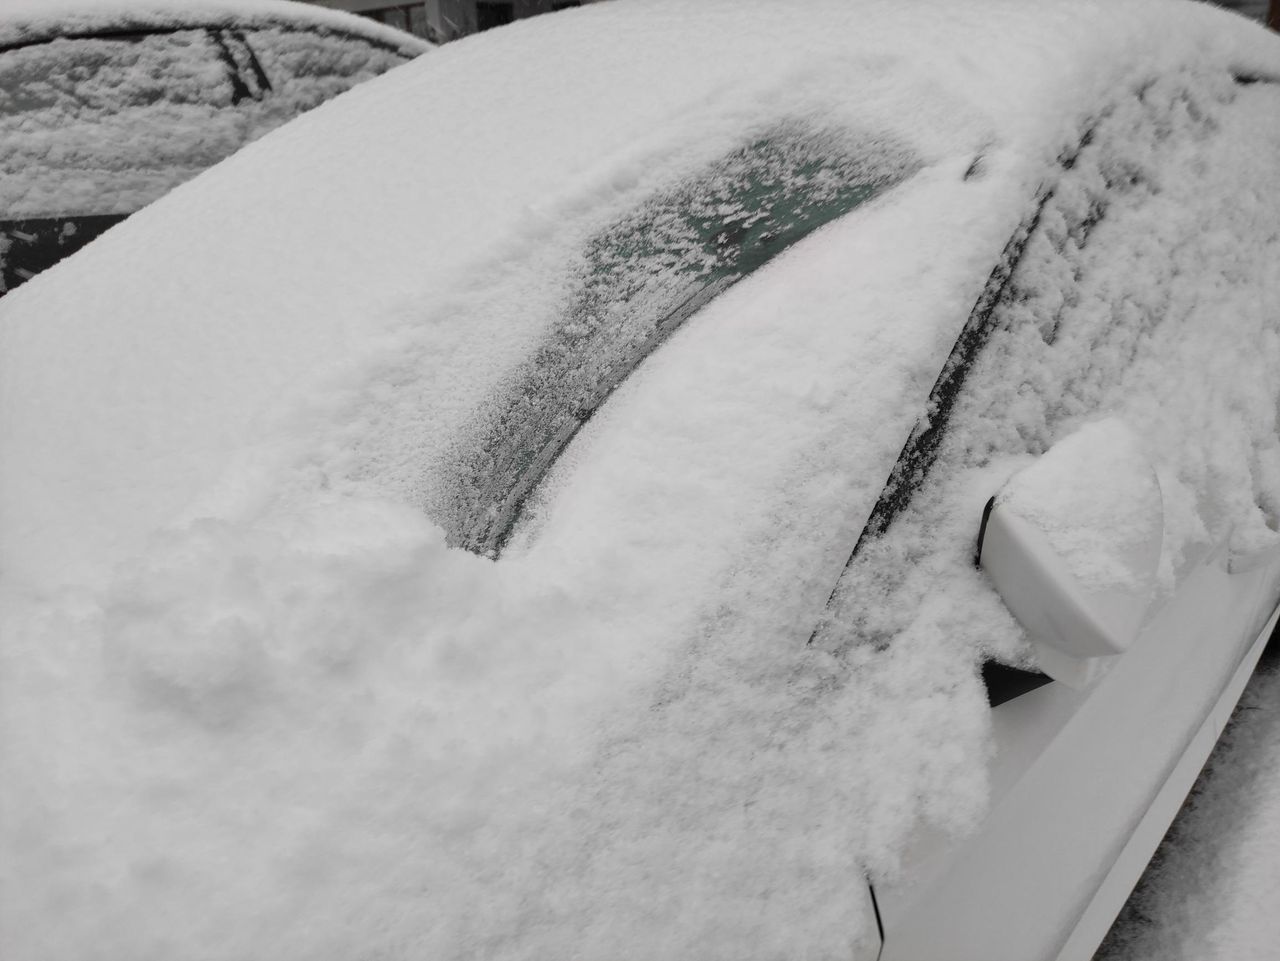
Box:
[437,126,916,557]
[811,68,1268,661]
[0,25,414,222]
[0,24,416,293]
[0,30,246,220]
[0,30,234,117]
[238,25,415,118]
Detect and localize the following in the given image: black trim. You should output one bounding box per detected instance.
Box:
[229,29,274,96]
[210,29,275,105]
[805,197,1048,644]
[0,25,190,51]
[851,195,1049,551]
[982,659,1053,707]
[209,28,256,105]
[808,121,1103,646]
[867,879,886,960]
[975,495,996,567]
[1232,73,1280,87]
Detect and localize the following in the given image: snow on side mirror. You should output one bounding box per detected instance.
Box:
[978,419,1163,689]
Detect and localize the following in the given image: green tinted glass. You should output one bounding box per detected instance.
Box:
[445,126,914,556]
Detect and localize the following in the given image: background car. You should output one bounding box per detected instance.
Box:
[1,2,1279,960]
[0,0,429,294]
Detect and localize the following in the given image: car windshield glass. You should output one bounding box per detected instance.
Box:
[0,25,411,222]
[0,31,233,117]
[438,125,914,556]
[0,30,238,218]
[244,25,413,114]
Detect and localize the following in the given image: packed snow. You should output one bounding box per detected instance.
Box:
[0,0,425,219]
[997,418,1163,593]
[2,1,1280,958]
[0,0,424,51]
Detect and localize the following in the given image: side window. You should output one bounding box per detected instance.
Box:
[812,68,1259,658]
[436,126,917,557]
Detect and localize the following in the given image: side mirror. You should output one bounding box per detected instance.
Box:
[978,419,1163,689]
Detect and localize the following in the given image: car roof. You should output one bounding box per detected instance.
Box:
[0,0,431,56]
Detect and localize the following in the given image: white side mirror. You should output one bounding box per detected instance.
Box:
[978,419,1163,689]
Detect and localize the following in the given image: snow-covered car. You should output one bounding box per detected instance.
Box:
[0,0,429,295]
[2,2,1279,959]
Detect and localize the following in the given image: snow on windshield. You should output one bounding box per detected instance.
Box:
[437,125,915,557]
[2,2,1280,959]
[0,22,413,219]
[0,0,423,51]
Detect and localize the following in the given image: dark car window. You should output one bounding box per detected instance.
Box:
[0,29,245,222]
[435,126,916,557]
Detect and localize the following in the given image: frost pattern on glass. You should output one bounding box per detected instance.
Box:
[442,128,911,557]
[814,69,1257,657]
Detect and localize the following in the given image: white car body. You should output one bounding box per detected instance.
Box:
[2,2,1279,959]
[881,537,1280,960]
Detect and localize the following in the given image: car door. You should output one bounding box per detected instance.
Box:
[831,68,1280,961]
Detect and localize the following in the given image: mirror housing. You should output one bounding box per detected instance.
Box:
[978,419,1163,689]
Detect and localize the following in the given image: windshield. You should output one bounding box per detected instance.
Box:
[0,24,413,293]
[0,24,413,220]
[0,30,239,218]
[439,125,914,556]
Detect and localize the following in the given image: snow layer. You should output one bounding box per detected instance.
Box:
[1097,644,1280,961]
[2,1,1280,959]
[819,66,1280,667]
[0,0,426,53]
[0,1,426,220]
[998,418,1162,593]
